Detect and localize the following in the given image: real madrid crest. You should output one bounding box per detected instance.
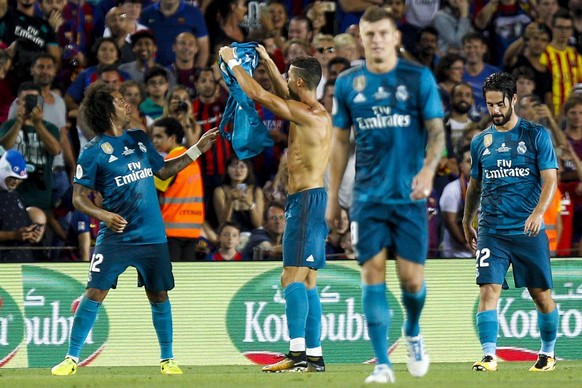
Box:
[517,141,527,154]
[101,142,114,154]
[484,134,493,148]
[138,142,147,153]
[353,76,366,92]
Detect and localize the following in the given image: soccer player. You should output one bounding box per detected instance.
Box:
[50,82,218,376]
[326,6,445,384]
[462,72,559,372]
[218,45,331,373]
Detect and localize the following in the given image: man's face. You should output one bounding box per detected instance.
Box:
[360,18,400,64]
[195,70,217,99]
[121,0,142,21]
[451,84,473,114]
[133,38,156,61]
[527,31,550,56]
[287,67,300,101]
[106,8,129,36]
[122,85,142,106]
[253,64,272,91]
[31,58,56,87]
[486,91,515,126]
[146,75,168,98]
[462,38,487,65]
[151,125,172,153]
[313,40,336,67]
[219,225,240,250]
[537,0,558,17]
[173,33,198,63]
[265,206,286,236]
[40,0,65,16]
[516,78,535,96]
[101,70,122,91]
[552,17,574,45]
[385,0,405,19]
[417,32,438,56]
[566,103,582,129]
[111,91,130,126]
[288,19,310,41]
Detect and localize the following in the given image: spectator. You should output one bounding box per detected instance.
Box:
[439,145,473,258]
[103,6,135,63]
[283,39,310,69]
[140,0,209,67]
[325,206,349,259]
[385,0,418,53]
[534,0,559,31]
[432,0,475,54]
[540,8,582,116]
[120,80,147,131]
[241,201,285,260]
[345,23,366,60]
[160,84,201,147]
[405,0,441,30]
[287,14,313,43]
[0,149,44,262]
[436,52,465,113]
[117,0,147,37]
[204,0,248,51]
[152,117,205,261]
[413,26,441,74]
[446,82,480,156]
[169,32,200,97]
[312,34,337,99]
[333,33,363,67]
[503,22,553,108]
[255,0,288,52]
[192,67,232,228]
[327,57,351,82]
[119,29,176,86]
[0,82,61,211]
[320,79,335,113]
[205,221,244,261]
[461,32,501,118]
[571,0,582,54]
[305,2,330,37]
[139,66,171,124]
[213,155,264,233]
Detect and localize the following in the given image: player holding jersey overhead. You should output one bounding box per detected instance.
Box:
[325,6,445,384]
[51,82,218,376]
[463,72,559,373]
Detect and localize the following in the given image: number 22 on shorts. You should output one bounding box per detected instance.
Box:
[90,253,104,272]
[475,248,490,268]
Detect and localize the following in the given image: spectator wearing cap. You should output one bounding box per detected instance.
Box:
[0,149,45,262]
[119,29,176,86]
[140,0,209,67]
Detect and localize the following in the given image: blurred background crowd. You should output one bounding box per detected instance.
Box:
[1,0,581,262]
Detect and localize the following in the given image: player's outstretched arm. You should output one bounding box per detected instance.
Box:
[325,127,351,229]
[72,183,127,233]
[525,168,558,236]
[462,178,482,250]
[155,127,218,180]
[256,44,289,100]
[411,118,445,200]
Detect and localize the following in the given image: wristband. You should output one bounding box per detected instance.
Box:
[186,145,201,161]
[227,59,240,70]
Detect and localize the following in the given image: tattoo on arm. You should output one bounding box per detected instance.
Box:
[156,154,192,180]
[424,118,445,171]
[463,179,481,223]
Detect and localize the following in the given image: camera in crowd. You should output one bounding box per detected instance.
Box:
[24,94,43,115]
[176,100,190,113]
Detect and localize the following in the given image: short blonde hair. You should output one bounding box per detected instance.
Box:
[334,33,356,50]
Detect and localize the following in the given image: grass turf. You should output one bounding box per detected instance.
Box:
[1,361,580,387]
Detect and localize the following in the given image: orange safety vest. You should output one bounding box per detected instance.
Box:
[543,187,562,255]
[157,147,204,238]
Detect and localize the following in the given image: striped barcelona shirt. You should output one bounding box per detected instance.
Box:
[540,45,582,116]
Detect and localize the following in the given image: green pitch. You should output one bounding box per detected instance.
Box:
[1,362,581,387]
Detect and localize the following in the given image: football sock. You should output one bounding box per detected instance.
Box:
[284,282,308,348]
[305,287,322,353]
[401,282,426,337]
[362,283,391,366]
[151,299,173,361]
[67,297,101,359]
[538,308,558,356]
[476,310,498,357]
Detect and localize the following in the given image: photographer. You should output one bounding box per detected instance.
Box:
[0,82,61,211]
[160,85,201,147]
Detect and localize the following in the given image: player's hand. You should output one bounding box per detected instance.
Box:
[325,196,342,230]
[103,212,128,233]
[195,127,219,153]
[462,221,477,250]
[410,167,434,200]
[218,46,235,62]
[256,44,270,61]
[524,213,543,236]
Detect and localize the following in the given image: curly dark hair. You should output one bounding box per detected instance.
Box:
[80,82,115,135]
[482,72,517,103]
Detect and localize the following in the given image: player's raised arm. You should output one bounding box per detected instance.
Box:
[154,128,218,181]
[256,44,289,100]
[218,46,310,126]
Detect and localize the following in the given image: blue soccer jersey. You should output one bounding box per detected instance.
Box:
[333,60,444,205]
[470,118,558,235]
[74,129,166,245]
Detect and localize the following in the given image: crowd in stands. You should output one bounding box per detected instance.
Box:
[1,0,582,262]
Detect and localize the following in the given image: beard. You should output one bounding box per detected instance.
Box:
[453,101,471,114]
[492,105,513,127]
[288,87,300,101]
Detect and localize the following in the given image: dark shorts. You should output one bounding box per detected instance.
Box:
[476,232,553,289]
[282,188,328,269]
[351,201,428,265]
[87,243,174,291]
